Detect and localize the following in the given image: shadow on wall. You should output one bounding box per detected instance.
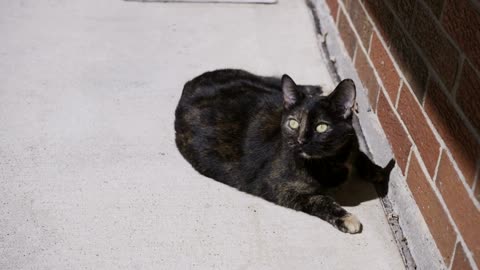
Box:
[363,0,479,185]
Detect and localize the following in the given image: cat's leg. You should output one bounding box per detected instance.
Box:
[354,151,395,183]
[275,181,362,234]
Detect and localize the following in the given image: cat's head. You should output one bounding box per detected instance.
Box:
[280,75,356,159]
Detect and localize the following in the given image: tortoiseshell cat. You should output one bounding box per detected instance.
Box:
[175,69,393,233]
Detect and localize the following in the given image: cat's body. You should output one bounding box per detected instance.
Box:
[175,69,392,233]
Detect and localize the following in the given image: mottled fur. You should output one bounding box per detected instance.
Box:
[175,69,393,233]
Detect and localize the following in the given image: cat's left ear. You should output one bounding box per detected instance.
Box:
[282,74,300,109]
[329,79,356,118]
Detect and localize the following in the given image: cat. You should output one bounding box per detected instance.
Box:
[174,69,394,233]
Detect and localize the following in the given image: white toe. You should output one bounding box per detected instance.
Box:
[341,214,362,234]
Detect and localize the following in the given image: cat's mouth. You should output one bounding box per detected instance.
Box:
[300,152,312,159]
[298,149,328,159]
[294,145,324,159]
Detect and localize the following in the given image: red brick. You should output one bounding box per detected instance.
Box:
[476,179,480,204]
[456,62,480,134]
[354,47,380,111]
[389,26,429,101]
[424,79,479,186]
[363,0,396,44]
[398,84,441,177]
[409,2,461,90]
[370,85,380,113]
[341,0,351,7]
[451,243,473,270]
[442,0,480,71]
[338,11,356,59]
[377,92,412,173]
[326,0,339,21]
[370,33,401,102]
[388,0,417,29]
[422,0,445,18]
[346,0,372,50]
[436,152,480,268]
[407,153,456,265]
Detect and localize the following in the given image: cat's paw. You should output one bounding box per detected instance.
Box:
[338,214,362,234]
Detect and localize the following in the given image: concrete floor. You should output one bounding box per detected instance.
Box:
[0,0,405,269]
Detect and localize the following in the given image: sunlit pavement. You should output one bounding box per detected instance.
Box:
[0,1,404,269]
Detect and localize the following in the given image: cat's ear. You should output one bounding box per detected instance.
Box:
[282,74,300,109]
[329,79,356,118]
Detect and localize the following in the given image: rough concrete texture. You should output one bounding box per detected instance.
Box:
[310,0,445,269]
[0,0,404,269]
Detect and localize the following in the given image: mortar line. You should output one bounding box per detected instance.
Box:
[412,147,479,270]
[473,161,480,191]
[442,149,480,210]
[394,80,403,109]
[405,145,414,178]
[448,238,459,270]
[421,72,431,107]
[334,3,340,23]
[432,147,444,182]
[438,0,446,21]
[367,28,373,55]
[451,55,465,98]
[415,0,468,56]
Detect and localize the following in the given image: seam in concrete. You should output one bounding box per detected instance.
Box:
[306,0,341,85]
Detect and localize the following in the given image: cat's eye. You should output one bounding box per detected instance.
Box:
[316,123,329,133]
[288,119,299,129]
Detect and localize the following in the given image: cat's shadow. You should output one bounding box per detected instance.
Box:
[332,175,390,207]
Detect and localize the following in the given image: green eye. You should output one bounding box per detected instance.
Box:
[288,119,299,129]
[316,123,329,133]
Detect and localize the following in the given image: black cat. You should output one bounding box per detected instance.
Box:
[175,69,393,233]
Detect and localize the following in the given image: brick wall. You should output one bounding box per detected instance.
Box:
[324,0,480,269]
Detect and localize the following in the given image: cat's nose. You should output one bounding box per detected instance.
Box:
[297,137,306,145]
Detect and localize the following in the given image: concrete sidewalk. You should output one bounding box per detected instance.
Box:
[0,0,405,269]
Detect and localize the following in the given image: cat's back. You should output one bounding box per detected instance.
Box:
[175,69,283,182]
[179,69,281,102]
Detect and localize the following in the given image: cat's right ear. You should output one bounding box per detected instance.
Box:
[329,79,356,119]
[282,74,300,109]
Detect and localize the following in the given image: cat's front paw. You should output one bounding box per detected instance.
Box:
[338,214,362,234]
